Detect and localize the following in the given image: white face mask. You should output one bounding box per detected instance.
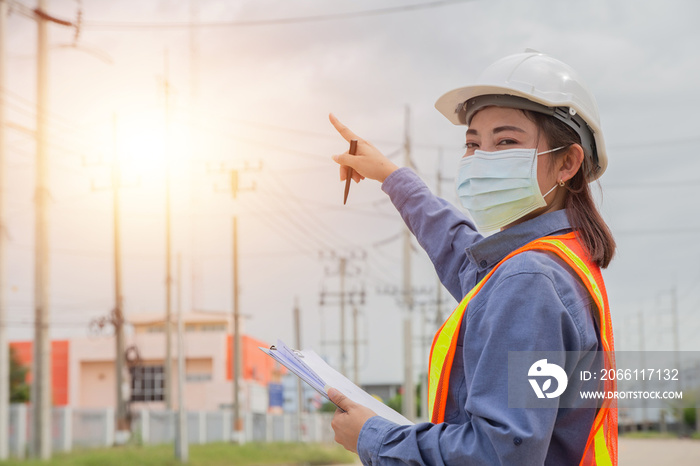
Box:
[456,147,564,232]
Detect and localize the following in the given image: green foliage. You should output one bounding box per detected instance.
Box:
[621,431,677,440]
[387,393,403,414]
[683,405,696,429]
[9,347,30,403]
[0,442,355,466]
[320,401,337,413]
[387,381,423,417]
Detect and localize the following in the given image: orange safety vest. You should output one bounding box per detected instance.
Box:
[428,232,617,466]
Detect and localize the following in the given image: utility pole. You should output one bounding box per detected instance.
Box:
[402,105,416,422]
[423,149,449,420]
[188,0,200,315]
[319,251,365,380]
[293,297,304,438]
[228,168,259,444]
[111,115,128,439]
[669,286,685,435]
[164,50,173,411]
[433,148,450,327]
[207,163,258,444]
[352,305,359,385]
[638,310,648,431]
[84,115,135,443]
[32,0,52,458]
[2,4,75,459]
[0,0,8,459]
[339,257,347,376]
[232,215,242,443]
[671,286,680,367]
[175,253,188,461]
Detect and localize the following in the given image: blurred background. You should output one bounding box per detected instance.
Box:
[2,0,700,461]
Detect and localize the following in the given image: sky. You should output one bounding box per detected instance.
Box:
[3,0,700,386]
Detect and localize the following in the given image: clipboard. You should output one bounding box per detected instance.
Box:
[260,339,413,425]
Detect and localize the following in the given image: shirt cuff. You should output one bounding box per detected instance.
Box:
[357,416,397,465]
[381,167,426,210]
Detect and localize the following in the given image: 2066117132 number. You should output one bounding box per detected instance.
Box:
[599,368,679,381]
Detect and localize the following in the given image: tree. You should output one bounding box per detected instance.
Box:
[9,346,30,403]
[320,401,337,413]
[387,381,423,417]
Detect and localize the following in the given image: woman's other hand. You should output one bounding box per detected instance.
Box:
[328,387,377,453]
[329,113,399,183]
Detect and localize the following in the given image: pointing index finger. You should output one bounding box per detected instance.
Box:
[329,113,361,143]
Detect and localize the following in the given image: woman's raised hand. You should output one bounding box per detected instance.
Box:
[329,113,399,183]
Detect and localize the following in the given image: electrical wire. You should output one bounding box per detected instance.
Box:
[259,170,409,262]
[175,102,437,151]
[254,190,339,252]
[263,170,385,250]
[603,179,700,189]
[612,227,700,236]
[241,195,319,257]
[83,0,475,30]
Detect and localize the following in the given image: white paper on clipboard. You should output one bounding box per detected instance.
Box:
[260,339,413,426]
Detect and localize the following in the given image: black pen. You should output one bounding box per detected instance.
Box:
[343,139,358,205]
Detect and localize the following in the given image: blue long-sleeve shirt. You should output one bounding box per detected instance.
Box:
[356,168,602,465]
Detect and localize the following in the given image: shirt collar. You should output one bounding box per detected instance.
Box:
[466,209,573,273]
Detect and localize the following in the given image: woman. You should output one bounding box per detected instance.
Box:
[328,51,617,465]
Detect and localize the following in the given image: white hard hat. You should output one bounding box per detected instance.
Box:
[435,51,607,179]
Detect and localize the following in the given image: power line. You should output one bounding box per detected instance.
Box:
[604,179,700,189]
[241,194,319,256]
[83,0,475,30]
[173,104,438,151]
[5,85,698,174]
[612,227,700,236]
[608,136,700,152]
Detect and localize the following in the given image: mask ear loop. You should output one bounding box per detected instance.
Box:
[536,145,569,156]
[538,144,572,201]
[542,182,559,199]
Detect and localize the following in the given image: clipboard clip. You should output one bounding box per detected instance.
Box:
[269,344,304,358]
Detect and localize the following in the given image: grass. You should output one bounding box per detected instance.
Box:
[621,430,700,441]
[0,442,356,466]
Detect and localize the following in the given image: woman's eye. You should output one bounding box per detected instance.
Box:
[497,139,517,146]
[464,142,478,149]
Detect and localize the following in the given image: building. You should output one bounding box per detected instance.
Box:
[10,311,284,413]
[281,372,325,413]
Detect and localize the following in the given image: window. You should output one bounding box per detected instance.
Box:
[200,324,226,332]
[186,358,213,383]
[185,373,212,382]
[130,365,165,402]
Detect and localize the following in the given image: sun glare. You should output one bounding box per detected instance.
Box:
[115,109,192,183]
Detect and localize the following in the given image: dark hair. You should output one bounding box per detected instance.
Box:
[524,111,616,269]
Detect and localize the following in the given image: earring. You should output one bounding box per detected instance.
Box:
[558,180,565,187]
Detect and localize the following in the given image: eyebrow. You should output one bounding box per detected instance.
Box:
[466,125,527,136]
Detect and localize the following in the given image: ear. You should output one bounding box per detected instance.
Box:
[559,144,585,183]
